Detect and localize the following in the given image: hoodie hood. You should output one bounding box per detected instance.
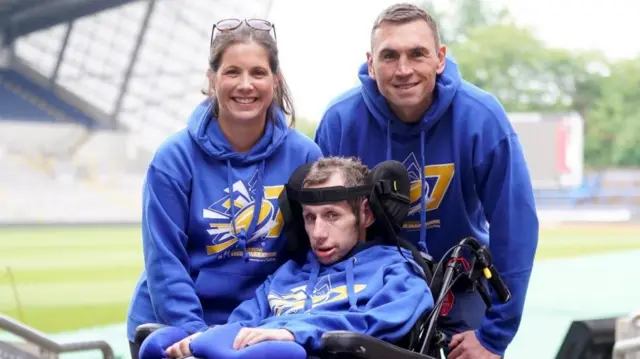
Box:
[186,98,290,261]
[187,98,289,165]
[358,56,462,138]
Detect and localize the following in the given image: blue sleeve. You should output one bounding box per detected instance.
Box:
[313,108,340,156]
[265,262,433,351]
[226,277,273,327]
[142,165,209,334]
[473,133,539,355]
[306,142,323,163]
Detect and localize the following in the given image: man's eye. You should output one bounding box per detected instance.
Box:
[412,50,426,58]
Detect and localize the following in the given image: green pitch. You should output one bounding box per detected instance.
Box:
[1,224,639,333]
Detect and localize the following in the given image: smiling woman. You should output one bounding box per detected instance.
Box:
[206,18,296,152]
[124,17,322,359]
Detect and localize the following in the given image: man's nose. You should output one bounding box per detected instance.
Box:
[395,56,412,76]
[311,219,329,239]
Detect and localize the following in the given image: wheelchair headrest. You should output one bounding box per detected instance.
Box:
[278,159,411,256]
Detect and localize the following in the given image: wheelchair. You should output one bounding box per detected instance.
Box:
[134,236,511,359]
[133,160,512,359]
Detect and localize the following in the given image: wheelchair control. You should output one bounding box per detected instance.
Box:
[419,237,511,357]
[473,245,512,304]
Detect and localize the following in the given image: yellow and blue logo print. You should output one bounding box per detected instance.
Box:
[203,170,285,261]
[268,275,367,316]
[402,153,455,230]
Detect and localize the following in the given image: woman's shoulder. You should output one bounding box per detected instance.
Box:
[281,127,322,160]
[147,128,199,180]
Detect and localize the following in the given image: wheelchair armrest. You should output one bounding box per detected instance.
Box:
[134,323,168,347]
[321,331,436,359]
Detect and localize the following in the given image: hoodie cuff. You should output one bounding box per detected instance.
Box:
[180,321,209,335]
[474,329,506,356]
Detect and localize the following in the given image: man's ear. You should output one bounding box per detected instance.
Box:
[366,52,376,80]
[360,198,375,228]
[436,44,447,75]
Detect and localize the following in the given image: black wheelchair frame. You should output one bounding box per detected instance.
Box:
[134,236,511,359]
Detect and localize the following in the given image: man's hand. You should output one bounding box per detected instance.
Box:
[233,327,295,350]
[448,331,501,359]
[164,332,202,358]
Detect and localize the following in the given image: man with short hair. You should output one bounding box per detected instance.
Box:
[160,156,433,359]
[314,3,539,358]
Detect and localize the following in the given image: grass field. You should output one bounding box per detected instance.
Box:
[1,224,640,334]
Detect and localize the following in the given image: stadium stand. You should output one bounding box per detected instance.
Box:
[0,77,54,121]
[0,69,98,127]
[0,151,142,225]
[0,67,144,225]
[10,0,275,152]
[0,0,277,227]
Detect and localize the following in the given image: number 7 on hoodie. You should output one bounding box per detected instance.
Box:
[418,163,455,211]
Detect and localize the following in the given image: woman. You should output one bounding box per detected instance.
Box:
[125,18,322,359]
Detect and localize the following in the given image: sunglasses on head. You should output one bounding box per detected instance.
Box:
[210,18,277,46]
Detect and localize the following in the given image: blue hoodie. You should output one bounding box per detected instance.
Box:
[313,58,539,355]
[225,241,434,352]
[126,99,323,342]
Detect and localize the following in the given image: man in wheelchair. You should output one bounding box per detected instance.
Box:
[136,157,510,359]
[138,157,434,359]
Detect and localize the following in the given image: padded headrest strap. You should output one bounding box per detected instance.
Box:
[288,184,372,205]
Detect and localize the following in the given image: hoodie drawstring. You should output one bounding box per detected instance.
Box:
[227,160,266,261]
[419,130,427,253]
[385,126,428,253]
[345,258,358,311]
[304,260,320,312]
[303,256,359,313]
[385,123,392,161]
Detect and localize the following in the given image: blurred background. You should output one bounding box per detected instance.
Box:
[1,0,639,358]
